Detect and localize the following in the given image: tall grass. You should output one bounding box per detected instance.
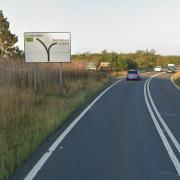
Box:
[173,71,180,87]
[0,59,109,180]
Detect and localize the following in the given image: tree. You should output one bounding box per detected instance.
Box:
[0,10,21,58]
[125,58,138,69]
[118,58,128,71]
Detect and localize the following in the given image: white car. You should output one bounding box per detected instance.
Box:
[154,66,162,72]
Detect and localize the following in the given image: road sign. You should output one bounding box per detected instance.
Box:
[24,32,71,63]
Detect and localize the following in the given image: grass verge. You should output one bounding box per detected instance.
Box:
[0,77,110,180]
[111,71,127,77]
[172,71,180,88]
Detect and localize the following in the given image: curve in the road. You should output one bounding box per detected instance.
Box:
[24,79,123,180]
[144,73,180,177]
[12,72,180,180]
[171,75,180,90]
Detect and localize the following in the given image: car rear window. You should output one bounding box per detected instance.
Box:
[128,70,138,74]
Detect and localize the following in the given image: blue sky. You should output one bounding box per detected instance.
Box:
[1,0,180,55]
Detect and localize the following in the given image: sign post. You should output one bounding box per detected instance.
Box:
[32,63,38,94]
[59,62,63,85]
[24,32,71,88]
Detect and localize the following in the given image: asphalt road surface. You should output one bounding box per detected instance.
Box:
[12,72,180,180]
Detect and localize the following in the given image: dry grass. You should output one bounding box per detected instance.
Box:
[111,71,127,77]
[172,71,180,87]
[0,59,109,180]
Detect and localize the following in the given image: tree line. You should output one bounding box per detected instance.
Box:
[0,10,23,59]
[72,50,180,71]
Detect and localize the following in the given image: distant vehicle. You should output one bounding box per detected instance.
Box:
[98,62,110,71]
[99,62,110,68]
[167,66,176,73]
[154,66,162,72]
[168,64,176,69]
[126,70,141,81]
[85,62,97,70]
[167,64,176,73]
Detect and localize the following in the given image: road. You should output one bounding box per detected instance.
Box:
[12,72,180,180]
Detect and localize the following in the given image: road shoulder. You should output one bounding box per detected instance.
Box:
[9,77,122,180]
[171,72,180,90]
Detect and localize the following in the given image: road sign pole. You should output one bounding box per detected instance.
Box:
[59,62,64,85]
[32,63,37,93]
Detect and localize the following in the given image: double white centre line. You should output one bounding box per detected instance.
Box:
[144,73,180,176]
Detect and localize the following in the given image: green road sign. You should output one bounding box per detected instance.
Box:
[26,37,33,42]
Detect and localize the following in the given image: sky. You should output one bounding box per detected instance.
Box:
[1,0,180,55]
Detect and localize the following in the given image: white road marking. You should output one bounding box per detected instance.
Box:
[24,79,123,180]
[144,74,180,176]
[171,75,180,90]
[147,78,180,154]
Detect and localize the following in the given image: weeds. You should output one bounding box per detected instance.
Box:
[173,71,180,87]
[0,59,109,179]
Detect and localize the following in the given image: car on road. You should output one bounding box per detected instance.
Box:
[166,64,176,73]
[154,66,162,72]
[126,70,141,81]
[167,66,176,73]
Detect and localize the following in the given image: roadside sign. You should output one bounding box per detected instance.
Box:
[24,32,71,63]
[85,62,97,70]
[100,62,110,68]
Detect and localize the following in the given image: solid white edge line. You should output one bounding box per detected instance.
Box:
[144,78,180,176]
[171,75,180,90]
[24,79,123,180]
[147,77,180,154]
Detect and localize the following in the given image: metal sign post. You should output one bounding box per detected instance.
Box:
[32,63,38,94]
[59,62,64,85]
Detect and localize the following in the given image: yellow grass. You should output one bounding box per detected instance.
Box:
[111,71,127,77]
[172,71,180,87]
[0,60,109,180]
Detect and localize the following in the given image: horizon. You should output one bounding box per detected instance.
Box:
[1,0,180,56]
[71,49,180,57]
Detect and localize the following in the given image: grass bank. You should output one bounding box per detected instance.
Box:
[172,71,180,87]
[0,60,110,180]
[111,71,127,77]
